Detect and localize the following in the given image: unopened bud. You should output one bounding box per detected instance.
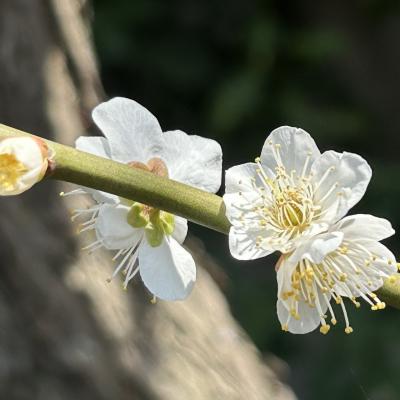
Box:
[0,136,50,195]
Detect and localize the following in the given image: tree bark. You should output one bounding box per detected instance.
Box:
[0,1,295,399]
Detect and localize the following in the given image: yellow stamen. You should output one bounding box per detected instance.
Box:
[0,153,27,192]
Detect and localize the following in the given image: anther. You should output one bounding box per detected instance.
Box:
[320,324,330,335]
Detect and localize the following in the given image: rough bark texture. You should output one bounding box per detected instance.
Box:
[0,1,296,399]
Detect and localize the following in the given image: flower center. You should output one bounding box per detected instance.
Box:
[271,184,308,229]
[254,151,319,236]
[125,157,174,247]
[0,153,27,192]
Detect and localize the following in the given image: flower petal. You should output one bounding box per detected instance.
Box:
[277,299,324,334]
[224,190,274,260]
[357,239,397,276]
[95,204,142,249]
[75,136,111,158]
[228,226,274,260]
[290,231,344,265]
[172,216,188,244]
[311,151,372,222]
[75,136,119,204]
[139,236,196,300]
[223,191,264,225]
[92,97,163,163]
[225,162,263,194]
[260,126,320,177]
[276,255,296,300]
[334,214,395,242]
[85,189,119,205]
[160,130,222,193]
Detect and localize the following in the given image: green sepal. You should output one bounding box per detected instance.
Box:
[127,203,148,228]
[160,211,175,235]
[145,223,164,247]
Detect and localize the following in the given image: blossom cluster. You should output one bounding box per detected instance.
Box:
[224,127,397,334]
[2,97,396,335]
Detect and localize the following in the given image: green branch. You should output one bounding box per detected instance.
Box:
[0,123,397,309]
[0,123,230,234]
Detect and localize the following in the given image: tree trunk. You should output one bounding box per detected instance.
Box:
[0,1,295,399]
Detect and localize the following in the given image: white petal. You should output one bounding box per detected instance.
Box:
[92,97,163,163]
[78,186,119,205]
[95,204,142,249]
[260,126,320,176]
[225,162,263,193]
[160,130,222,193]
[276,255,296,299]
[356,239,397,276]
[86,189,119,204]
[173,216,188,244]
[311,151,372,222]
[139,236,196,300]
[17,165,44,194]
[334,214,395,242]
[223,191,263,225]
[224,190,275,259]
[0,137,43,169]
[75,136,111,158]
[228,226,274,260]
[289,231,344,265]
[75,136,119,203]
[277,299,323,334]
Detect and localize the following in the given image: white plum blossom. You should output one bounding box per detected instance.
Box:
[277,214,396,334]
[224,126,372,258]
[66,97,222,301]
[224,126,397,334]
[0,136,49,195]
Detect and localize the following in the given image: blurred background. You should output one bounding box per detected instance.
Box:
[0,0,399,399]
[92,1,400,399]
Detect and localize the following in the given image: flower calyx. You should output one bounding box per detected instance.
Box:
[127,202,175,247]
